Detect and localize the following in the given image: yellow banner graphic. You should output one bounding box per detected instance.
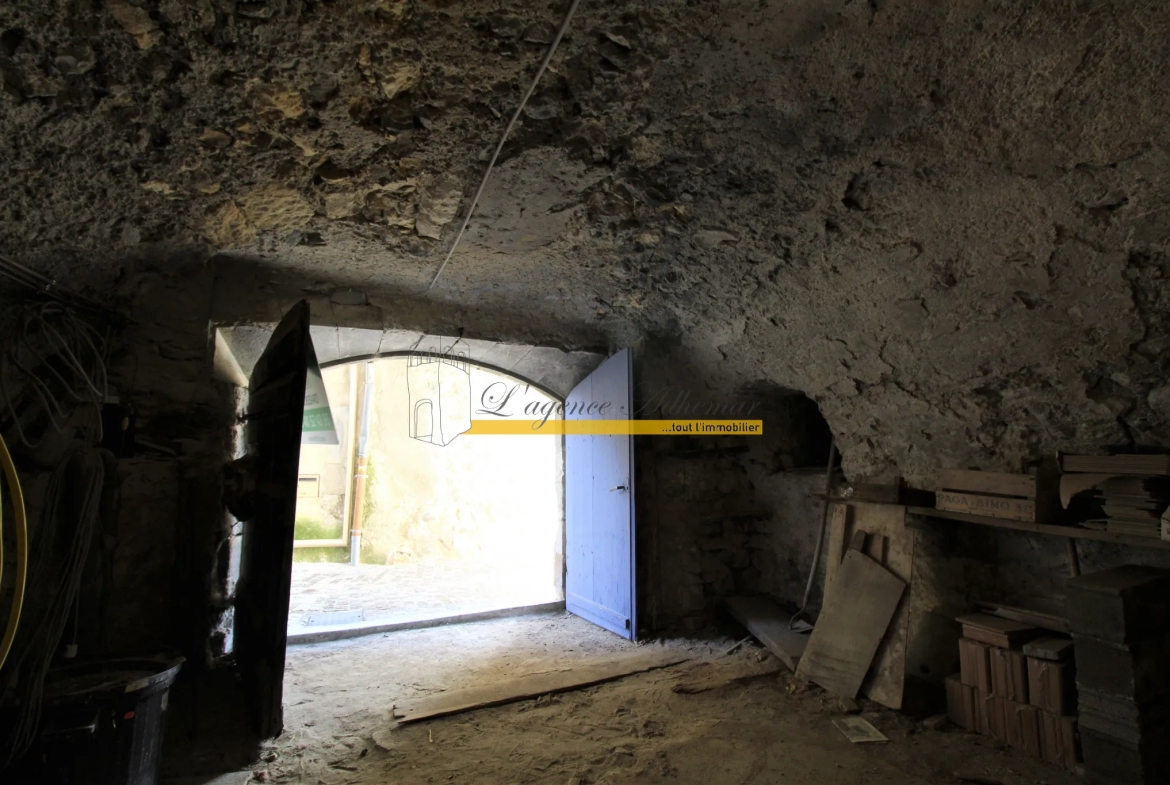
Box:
[467,420,763,436]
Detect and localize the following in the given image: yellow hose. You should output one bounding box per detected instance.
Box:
[0,433,28,672]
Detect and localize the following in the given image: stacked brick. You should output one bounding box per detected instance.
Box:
[946,613,1079,771]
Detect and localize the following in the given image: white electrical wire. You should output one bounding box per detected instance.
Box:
[0,254,118,322]
[426,0,584,291]
[0,302,108,448]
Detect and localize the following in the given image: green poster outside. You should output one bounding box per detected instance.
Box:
[302,337,339,445]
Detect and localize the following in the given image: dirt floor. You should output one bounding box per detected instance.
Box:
[161,612,1082,785]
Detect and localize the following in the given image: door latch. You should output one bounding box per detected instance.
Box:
[609,484,628,492]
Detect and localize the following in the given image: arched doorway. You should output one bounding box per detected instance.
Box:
[288,355,564,637]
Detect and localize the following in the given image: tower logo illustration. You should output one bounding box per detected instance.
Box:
[406,344,472,446]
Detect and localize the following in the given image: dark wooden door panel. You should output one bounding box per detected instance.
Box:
[235,300,310,738]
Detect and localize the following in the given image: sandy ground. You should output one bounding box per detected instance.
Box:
[161,612,1082,785]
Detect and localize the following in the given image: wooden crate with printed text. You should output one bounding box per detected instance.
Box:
[934,468,1059,524]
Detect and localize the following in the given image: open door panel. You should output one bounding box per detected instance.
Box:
[235,300,311,738]
[564,348,636,640]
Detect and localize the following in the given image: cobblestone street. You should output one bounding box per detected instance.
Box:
[287,559,563,633]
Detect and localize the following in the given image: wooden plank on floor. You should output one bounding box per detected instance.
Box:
[796,546,906,700]
[724,596,809,672]
[393,650,688,726]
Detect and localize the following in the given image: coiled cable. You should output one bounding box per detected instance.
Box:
[0,432,28,672]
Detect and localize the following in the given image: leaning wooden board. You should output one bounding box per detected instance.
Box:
[797,539,907,700]
[826,502,915,709]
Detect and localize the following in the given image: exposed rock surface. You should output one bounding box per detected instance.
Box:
[2,0,1169,483]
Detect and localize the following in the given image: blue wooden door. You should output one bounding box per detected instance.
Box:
[565,348,636,639]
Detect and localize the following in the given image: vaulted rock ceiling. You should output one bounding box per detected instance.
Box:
[3,0,1169,482]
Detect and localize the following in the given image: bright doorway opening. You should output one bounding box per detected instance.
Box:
[287,355,564,638]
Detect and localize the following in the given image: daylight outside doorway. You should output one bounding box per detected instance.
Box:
[287,354,564,637]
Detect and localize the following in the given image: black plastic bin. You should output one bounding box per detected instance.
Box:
[26,657,184,785]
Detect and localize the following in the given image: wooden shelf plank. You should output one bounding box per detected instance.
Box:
[814,496,1170,550]
[906,506,1170,550]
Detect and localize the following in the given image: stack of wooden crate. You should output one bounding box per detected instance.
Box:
[945,614,1080,771]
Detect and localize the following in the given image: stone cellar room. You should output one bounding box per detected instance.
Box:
[1,2,1170,785]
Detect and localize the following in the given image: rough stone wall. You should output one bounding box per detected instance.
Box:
[104,257,239,660]
[637,459,830,634]
[635,342,834,631]
[638,438,757,631]
[10,254,1170,667]
[4,0,1170,675]
[625,1,1170,484]
[0,255,237,663]
[750,472,833,617]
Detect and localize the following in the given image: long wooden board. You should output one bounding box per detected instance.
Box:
[393,650,688,726]
[974,599,1068,634]
[826,503,914,709]
[957,613,1038,648]
[796,545,906,700]
[725,596,809,672]
[937,469,1037,498]
[1063,454,1170,475]
[907,505,1170,550]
